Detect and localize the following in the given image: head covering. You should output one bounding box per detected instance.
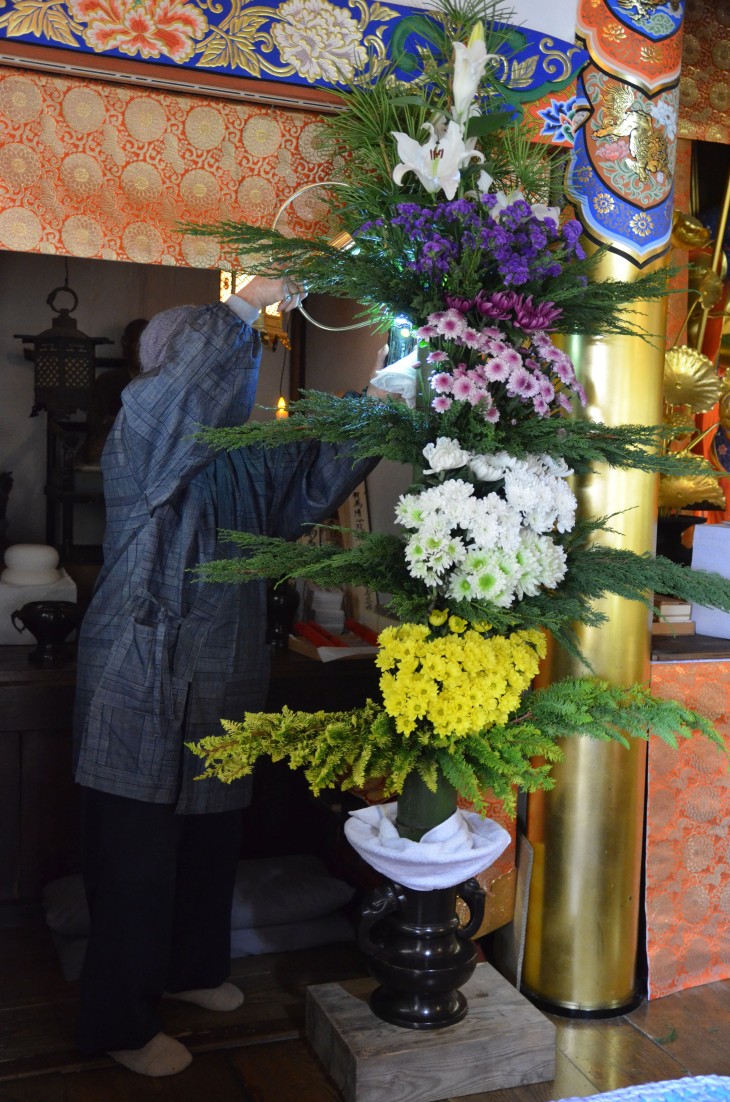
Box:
[137,306,196,373]
[120,318,149,378]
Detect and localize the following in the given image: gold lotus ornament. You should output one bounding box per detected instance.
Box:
[659,468,726,511]
[719,383,730,431]
[666,407,696,436]
[688,266,725,308]
[671,209,712,250]
[663,345,721,412]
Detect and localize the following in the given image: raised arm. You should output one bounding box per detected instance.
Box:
[114,277,303,511]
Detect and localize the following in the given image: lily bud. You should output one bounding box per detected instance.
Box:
[467,20,485,48]
[452,22,489,124]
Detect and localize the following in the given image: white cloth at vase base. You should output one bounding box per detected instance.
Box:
[344,802,511,890]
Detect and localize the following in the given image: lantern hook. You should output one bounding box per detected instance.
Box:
[46,285,79,316]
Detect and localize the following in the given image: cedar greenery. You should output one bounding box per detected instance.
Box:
[196,391,721,479]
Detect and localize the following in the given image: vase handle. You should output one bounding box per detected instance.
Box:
[455,877,486,940]
[11,611,26,634]
[357,883,406,956]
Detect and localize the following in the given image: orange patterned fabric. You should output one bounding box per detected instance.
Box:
[647,661,730,1000]
[677,0,730,145]
[0,65,335,265]
[666,136,691,351]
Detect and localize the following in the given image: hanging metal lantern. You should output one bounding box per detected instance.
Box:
[15,283,112,417]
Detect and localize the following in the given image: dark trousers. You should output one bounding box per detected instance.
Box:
[76,787,243,1054]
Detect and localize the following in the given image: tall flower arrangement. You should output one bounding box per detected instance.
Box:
[189,1,730,827]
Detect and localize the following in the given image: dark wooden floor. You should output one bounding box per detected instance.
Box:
[0,911,728,1102]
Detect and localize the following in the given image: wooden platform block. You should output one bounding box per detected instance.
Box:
[305,961,556,1102]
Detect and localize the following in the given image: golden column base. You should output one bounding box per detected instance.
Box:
[522,274,667,1013]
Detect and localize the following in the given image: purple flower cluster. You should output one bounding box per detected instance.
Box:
[445,290,564,331]
[387,197,585,288]
[417,308,586,421]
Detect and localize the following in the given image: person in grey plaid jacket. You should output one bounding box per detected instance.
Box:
[72,276,376,1076]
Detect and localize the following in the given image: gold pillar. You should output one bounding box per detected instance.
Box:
[522,262,666,1012]
[521,0,683,1011]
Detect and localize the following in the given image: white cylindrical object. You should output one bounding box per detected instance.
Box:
[1,544,61,586]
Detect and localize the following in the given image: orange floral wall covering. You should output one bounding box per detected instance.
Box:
[0,65,335,266]
[647,661,730,1000]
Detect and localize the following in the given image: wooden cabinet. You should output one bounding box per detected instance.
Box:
[0,648,79,903]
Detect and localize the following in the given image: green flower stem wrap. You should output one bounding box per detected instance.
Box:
[395,769,458,842]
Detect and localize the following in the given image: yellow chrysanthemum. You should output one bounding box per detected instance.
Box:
[375,622,544,740]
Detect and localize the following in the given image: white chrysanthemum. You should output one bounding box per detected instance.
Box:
[448,571,477,601]
[515,531,567,596]
[395,494,427,528]
[405,555,440,585]
[502,466,577,535]
[551,477,577,533]
[466,494,523,553]
[417,480,476,525]
[541,454,573,479]
[513,533,543,598]
[396,461,572,598]
[467,549,519,606]
[534,535,568,589]
[468,453,509,481]
[449,548,516,606]
[422,436,471,474]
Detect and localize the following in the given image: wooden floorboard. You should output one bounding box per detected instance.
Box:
[553,1017,688,1097]
[0,917,727,1101]
[230,1038,343,1102]
[626,978,730,1078]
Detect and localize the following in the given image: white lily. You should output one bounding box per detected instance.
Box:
[530,200,562,223]
[452,22,492,125]
[392,120,483,200]
[477,178,561,224]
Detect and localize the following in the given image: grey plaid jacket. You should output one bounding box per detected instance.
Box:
[73,302,371,812]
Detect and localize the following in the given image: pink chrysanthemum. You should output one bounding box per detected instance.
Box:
[479,336,506,356]
[506,367,540,399]
[466,384,491,406]
[436,310,467,338]
[452,376,475,400]
[430,372,453,393]
[500,347,523,370]
[432,395,453,412]
[552,353,577,385]
[461,327,482,348]
[482,356,512,383]
[535,373,555,401]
